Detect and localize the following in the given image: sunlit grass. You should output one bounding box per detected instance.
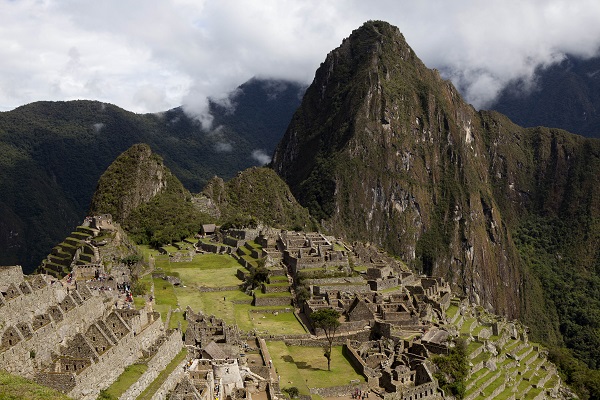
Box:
[103,363,148,399]
[266,341,311,395]
[137,349,187,400]
[267,343,365,393]
[249,311,306,335]
[287,345,365,387]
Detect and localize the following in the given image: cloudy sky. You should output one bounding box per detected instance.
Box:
[2,0,600,118]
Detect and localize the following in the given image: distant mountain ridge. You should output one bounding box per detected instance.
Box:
[491,53,600,138]
[0,78,304,272]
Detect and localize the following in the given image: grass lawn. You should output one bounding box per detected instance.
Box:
[249,311,306,335]
[445,304,459,320]
[176,288,253,327]
[246,240,263,249]
[168,311,188,331]
[160,245,179,253]
[173,266,242,288]
[460,318,477,334]
[153,277,179,320]
[266,341,311,395]
[254,291,291,298]
[0,370,71,400]
[103,363,148,398]
[286,345,365,388]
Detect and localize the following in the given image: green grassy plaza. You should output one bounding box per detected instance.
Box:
[136,245,305,334]
[267,342,365,394]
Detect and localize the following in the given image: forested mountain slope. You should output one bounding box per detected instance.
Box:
[0,79,303,271]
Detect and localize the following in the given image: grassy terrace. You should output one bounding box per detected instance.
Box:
[445,304,459,321]
[254,290,292,298]
[250,311,307,335]
[460,317,477,335]
[103,363,149,398]
[0,370,71,400]
[503,339,521,353]
[245,240,263,250]
[137,348,187,400]
[352,265,369,273]
[268,275,289,283]
[467,367,489,384]
[467,340,483,356]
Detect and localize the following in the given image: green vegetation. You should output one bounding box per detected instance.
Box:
[137,348,187,400]
[0,78,303,273]
[102,363,149,399]
[310,308,341,371]
[514,216,600,398]
[281,386,300,399]
[432,339,469,399]
[202,167,318,231]
[267,342,364,394]
[287,345,365,387]
[0,370,71,400]
[89,144,211,247]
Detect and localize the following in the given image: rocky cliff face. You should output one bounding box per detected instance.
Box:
[272,21,600,326]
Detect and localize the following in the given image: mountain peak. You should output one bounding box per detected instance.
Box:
[272,21,515,317]
[89,143,173,222]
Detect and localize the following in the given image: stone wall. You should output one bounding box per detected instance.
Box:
[313,284,371,295]
[368,277,398,291]
[0,279,57,328]
[382,381,438,400]
[262,284,289,294]
[152,355,189,400]
[0,265,26,290]
[309,383,368,397]
[284,330,371,347]
[253,295,291,307]
[67,317,165,400]
[343,342,380,386]
[224,236,244,248]
[120,330,184,400]
[0,287,109,378]
[304,277,365,285]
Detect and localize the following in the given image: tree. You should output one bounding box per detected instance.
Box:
[311,308,341,371]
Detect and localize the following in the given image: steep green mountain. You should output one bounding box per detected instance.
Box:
[200,167,317,231]
[0,79,303,272]
[272,20,600,373]
[89,143,208,246]
[491,54,600,138]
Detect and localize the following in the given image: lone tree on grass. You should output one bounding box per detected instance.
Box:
[311,308,341,371]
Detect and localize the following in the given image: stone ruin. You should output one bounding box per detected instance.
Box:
[181,228,461,399]
[170,307,268,400]
[0,265,182,400]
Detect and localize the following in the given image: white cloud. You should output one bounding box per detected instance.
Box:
[1,0,600,113]
[92,123,104,132]
[251,149,271,166]
[214,142,233,153]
